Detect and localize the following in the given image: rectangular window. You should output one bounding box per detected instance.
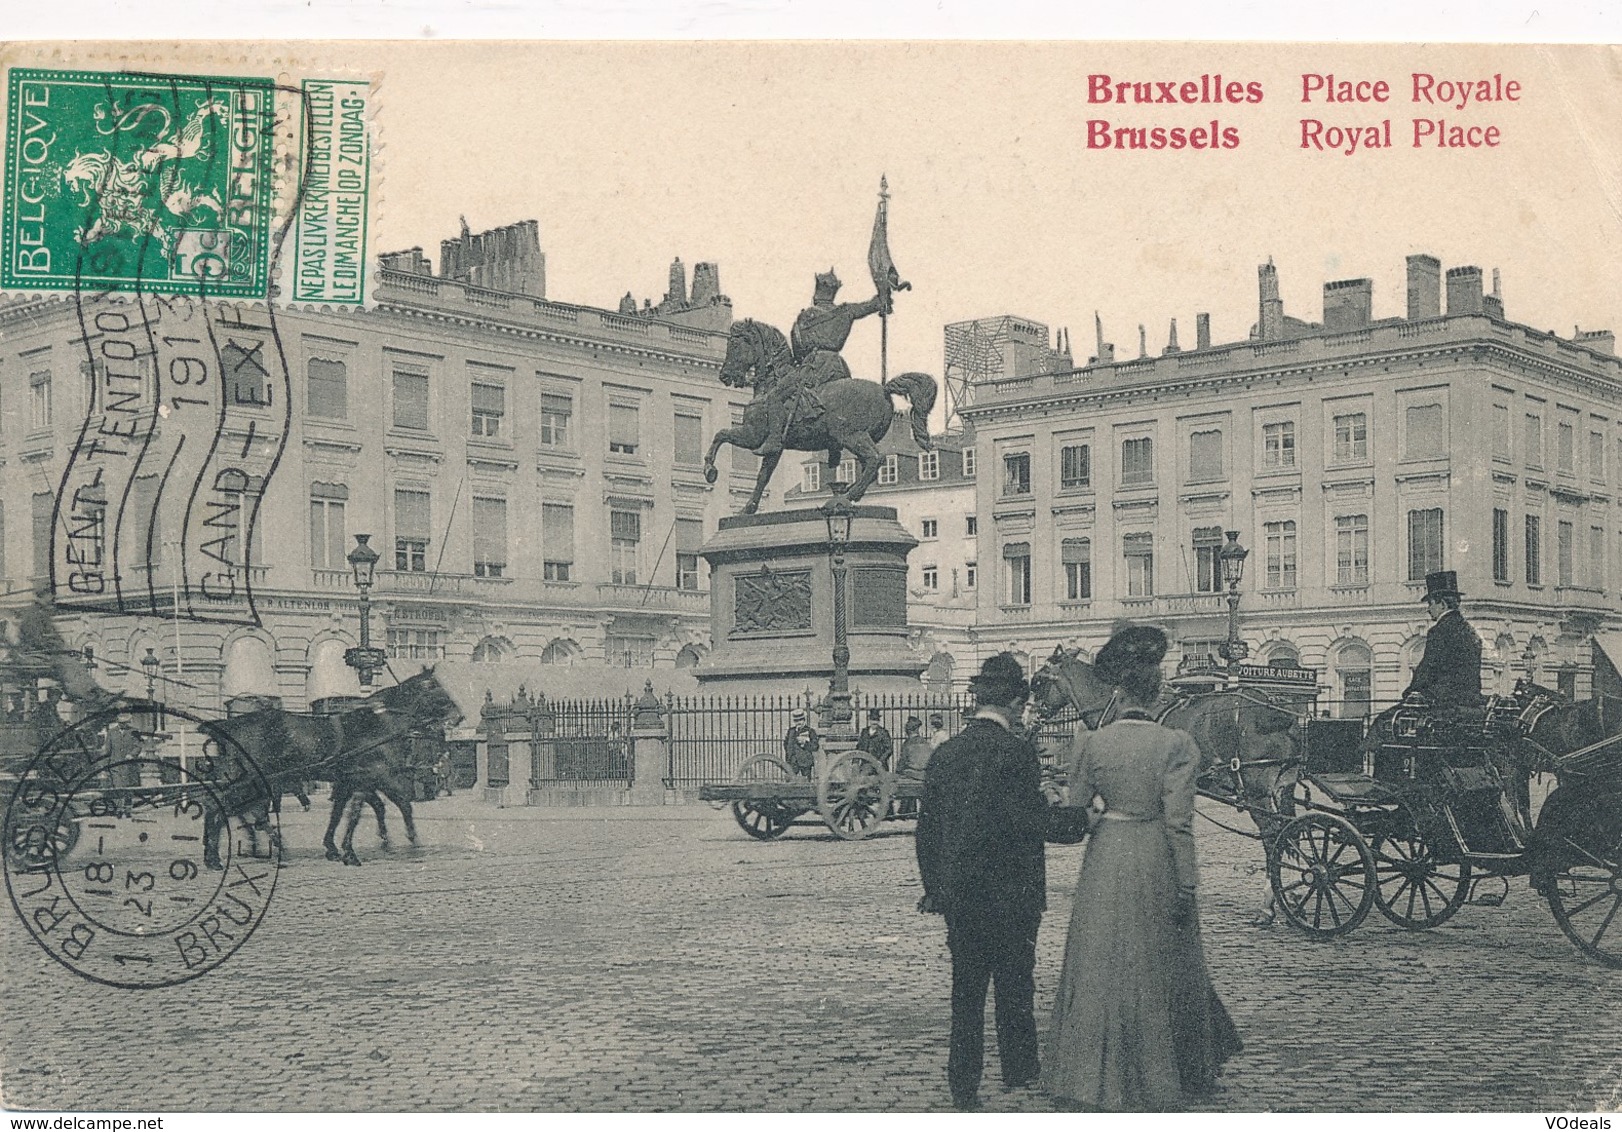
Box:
[30,491,53,579]
[837,457,858,484]
[1493,404,1512,461]
[610,509,641,585]
[392,369,429,431]
[1492,508,1510,583]
[540,392,573,449]
[1264,520,1298,589]
[1121,437,1154,485]
[386,628,445,661]
[29,371,51,430]
[676,517,704,592]
[1263,421,1296,468]
[1193,526,1224,593]
[1333,412,1368,463]
[472,497,507,578]
[1003,452,1031,496]
[542,503,574,582]
[1062,537,1092,601]
[131,475,161,569]
[307,358,347,420]
[965,561,977,590]
[1591,525,1606,591]
[1525,514,1543,586]
[674,412,704,465]
[1003,542,1031,605]
[1060,443,1091,489]
[802,463,821,493]
[608,403,640,456]
[919,451,940,481]
[1336,514,1370,585]
[1124,532,1155,596]
[921,518,939,540]
[211,474,262,567]
[965,515,978,536]
[308,484,348,570]
[1407,508,1444,580]
[1405,403,1444,458]
[961,447,976,478]
[605,635,656,668]
[1558,421,1576,474]
[1526,413,1544,467]
[921,564,939,591]
[877,454,899,485]
[222,343,270,407]
[471,382,505,439]
[393,489,430,572]
[1591,431,1607,483]
[1558,520,1575,586]
[1343,670,1373,720]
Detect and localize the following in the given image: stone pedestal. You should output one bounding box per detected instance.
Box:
[695,506,926,694]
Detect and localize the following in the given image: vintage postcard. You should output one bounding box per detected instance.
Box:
[1,38,1621,1119]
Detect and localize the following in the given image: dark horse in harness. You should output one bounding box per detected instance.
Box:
[700,318,938,514]
[198,669,464,868]
[1030,645,1304,919]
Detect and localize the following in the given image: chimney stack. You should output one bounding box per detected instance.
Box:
[666,257,688,306]
[1406,254,1441,320]
[1576,328,1616,355]
[1138,324,1147,358]
[1483,268,1504,320]
[1164,318,1181,355]
[1258,259,1284,341]
[1195,312,1211,350]
[690,262,721,304]
[1446,265,1485,316]
[1092,312,1115,364]
[1323,278,1374,332]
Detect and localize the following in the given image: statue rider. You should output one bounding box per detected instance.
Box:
[754,269,893,459]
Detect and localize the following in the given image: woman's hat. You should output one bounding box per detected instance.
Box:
[1094,625,1169,685]
[969,652,1030,702]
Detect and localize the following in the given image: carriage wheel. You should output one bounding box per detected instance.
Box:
[1370,829,1471,931]
[4,806,80,868]
[1545,835,1622,968]
[817,751,894,841]
[728,754,805,841]
[1268,813,1377,938]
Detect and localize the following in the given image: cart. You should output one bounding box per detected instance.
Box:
[699,749,919,840]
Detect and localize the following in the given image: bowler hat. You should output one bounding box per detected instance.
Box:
[1421,570,1463,602]
[969,653,1029,702]
[867,709,882,721]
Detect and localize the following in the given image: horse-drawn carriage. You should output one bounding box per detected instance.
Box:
[1032,648,1622,968]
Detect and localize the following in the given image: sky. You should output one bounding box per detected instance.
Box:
[5,41,1621,415]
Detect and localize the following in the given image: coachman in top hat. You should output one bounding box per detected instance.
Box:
[1404,570,1484,710]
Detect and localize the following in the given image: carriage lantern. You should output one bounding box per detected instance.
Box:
[822,501,857,741]
[345,534,384,687]
[1216,530,1250,683]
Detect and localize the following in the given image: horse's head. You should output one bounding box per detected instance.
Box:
[719,319,791,390]
[1029,645,1115,726]
[377,669,464,729]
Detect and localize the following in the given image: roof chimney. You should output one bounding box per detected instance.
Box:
[1258,259,1284,341]
[1445,265,1484,317]
[1483,267,1505,320]
[1323,278,1374,332]
[1406,254,1441,320]
[1576,328,1616,355]
[1195,312,1211,350]
[1164,318,1181,355]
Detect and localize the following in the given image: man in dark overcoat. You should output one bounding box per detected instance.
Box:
[855,708,895,770]
[915,652,1047,1110]
[1405,570,1484,708]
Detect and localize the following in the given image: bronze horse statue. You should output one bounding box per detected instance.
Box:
[199,669,463,867]
[701,318,937,514]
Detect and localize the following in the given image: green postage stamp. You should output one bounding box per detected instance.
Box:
[2,67,373,302]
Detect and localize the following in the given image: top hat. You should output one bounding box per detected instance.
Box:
[1094,625,1170,686]
[1421,570,1463,603]
[969,652,1030,702]
[866,709,882,721]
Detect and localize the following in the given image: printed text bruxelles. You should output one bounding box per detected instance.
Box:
[1083,73,1262,151]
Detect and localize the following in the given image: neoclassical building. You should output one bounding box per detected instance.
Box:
[0,220,757,715]
[961,255,1622,715]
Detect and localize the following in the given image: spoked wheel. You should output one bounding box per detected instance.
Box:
[1546,836,1622,968]
[729,755,805,841]
[5,807,80,868]
[817,751,894,840]
[1370,828,1471,930]
[1268,812,1377,937]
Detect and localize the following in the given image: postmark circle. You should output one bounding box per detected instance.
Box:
[4,703,280,989]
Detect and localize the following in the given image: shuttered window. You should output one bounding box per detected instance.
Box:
[1189,429,1224,481]
[676,518,704,591]
[392,369,429,430]
[471,382,505,438]
[542,503,574,581]
[309,484,347,571]
[472,497,507,577]
[1193,526,1223,593]
[307,358,347,419]
[540,392,572,449]
[674,412,704,464]
[609,403,640,455]
[1124,532,1154,597]
[1062,537,1091,601]
[610,509,641,584]
[394,489,430,572]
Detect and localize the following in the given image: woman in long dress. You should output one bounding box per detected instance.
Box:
[1045,626,1241,1110]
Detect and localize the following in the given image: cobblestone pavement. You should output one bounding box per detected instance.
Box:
[4,794,1622,1113]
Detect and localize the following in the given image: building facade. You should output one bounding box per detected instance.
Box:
[962,255,1622,715]
[0,221,757,716]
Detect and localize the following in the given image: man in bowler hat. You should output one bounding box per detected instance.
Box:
[1405,570,1484,710]
[915,652,1047,1110]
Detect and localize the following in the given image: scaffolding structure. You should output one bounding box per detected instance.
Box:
[942,316,1069,432]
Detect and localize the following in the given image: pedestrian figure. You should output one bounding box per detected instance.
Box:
[1045,625,1241,1111]
[915,653,1046,1110]
[856,708,894,770]
[783,709,820,778]
[928,712,949,751]
[897,716,931,781]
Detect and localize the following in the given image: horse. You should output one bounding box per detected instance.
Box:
[1029,645,1304,921]
[197,669,463,868]
[700,318,937,514]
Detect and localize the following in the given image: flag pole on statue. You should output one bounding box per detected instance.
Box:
[868,174,910,383]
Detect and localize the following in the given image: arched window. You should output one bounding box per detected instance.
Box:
[540,639,581,666]
[223,636,277,698]
[674,644,705,669]
[1264,642,1300,668]
[471,637,511,663]
[1333,641,1373,719]
[306,638,361,704]
[925,651,955,694]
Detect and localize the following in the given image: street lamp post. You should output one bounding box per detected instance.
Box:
[140,646,159,702]
[1216,530,1250,688]
[345,534,383,688]
[822,501,856,743]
